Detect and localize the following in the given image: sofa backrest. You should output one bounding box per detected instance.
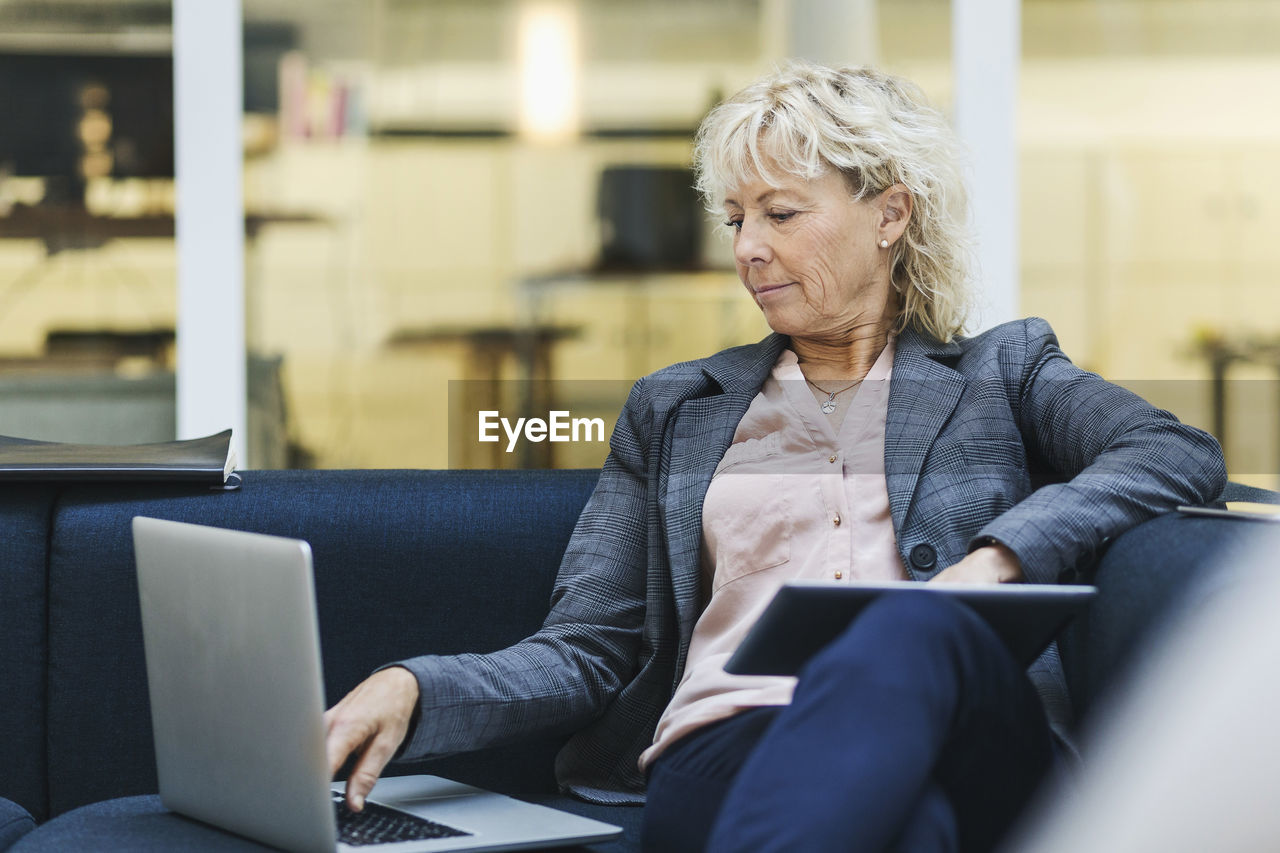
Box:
[10,469,1275,820]
[37,469,599,819]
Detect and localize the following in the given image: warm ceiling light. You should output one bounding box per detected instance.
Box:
[517,1,580,142]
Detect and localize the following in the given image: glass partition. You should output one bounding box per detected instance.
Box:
[243,0,771,469]
[0,3,178,446]
[10,1,1267,480]
[1019,0,1280,487]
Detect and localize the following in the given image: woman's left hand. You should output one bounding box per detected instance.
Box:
[928,542,1022,584]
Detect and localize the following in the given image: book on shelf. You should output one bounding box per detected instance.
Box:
[0,429,239,486]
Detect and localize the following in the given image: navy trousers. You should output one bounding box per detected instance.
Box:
[641,592,1056,852]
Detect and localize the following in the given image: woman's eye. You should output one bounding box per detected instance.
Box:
[724,219,743,230]
[767,211,796,223]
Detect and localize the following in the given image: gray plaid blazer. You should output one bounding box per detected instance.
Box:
[396,317,1226,804]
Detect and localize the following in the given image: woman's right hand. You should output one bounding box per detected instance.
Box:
[324,666,420,812]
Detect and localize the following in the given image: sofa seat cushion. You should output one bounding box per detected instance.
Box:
[0,797,35,853]
[10,795,641,852]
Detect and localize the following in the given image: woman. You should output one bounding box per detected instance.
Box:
[325,62,1226,851]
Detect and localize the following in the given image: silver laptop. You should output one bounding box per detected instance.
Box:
[132,516,622,853]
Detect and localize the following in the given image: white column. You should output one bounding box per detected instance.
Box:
[953,0,1020,329]
[788,0,877,66]
[770,0,878,66]
[173,0,246,462]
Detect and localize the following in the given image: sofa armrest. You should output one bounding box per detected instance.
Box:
[1218,481,1280,505]
[1059,493,1278,726]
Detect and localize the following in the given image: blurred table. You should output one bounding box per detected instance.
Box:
[386,324,581,468]
[1193,335,1280,468]
[0,203,322,252]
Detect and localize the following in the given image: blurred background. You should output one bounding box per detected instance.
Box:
[0,0,1277,485]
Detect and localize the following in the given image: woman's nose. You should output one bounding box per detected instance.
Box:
[733,219,772,267]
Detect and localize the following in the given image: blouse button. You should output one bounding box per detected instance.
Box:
[828,455,837,464]
[832,515,842,527]
[834,570,843,579]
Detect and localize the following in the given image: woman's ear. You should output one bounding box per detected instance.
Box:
[876,184,913,244]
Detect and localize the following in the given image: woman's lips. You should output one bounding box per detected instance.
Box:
[753,282,795,298]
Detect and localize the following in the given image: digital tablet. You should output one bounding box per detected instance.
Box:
[724,580,1098,676]
[1177,503,1280,523]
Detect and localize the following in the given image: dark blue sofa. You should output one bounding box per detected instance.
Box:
[0,470,1275,851]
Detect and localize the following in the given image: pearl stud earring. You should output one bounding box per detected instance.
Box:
[879,239,889,249]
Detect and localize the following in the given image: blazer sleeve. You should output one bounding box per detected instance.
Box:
[393,379,654,760]
[974,318,1227,585]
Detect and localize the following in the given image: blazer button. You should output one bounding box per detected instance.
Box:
[909,543,937,571]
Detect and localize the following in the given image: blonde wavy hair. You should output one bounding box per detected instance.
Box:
[694,61,974,342]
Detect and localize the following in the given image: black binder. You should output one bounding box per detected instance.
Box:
[0,429,238,486]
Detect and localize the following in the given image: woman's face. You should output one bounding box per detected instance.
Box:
[723,169,905,340]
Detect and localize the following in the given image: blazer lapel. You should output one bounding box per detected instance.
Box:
[662,334,786,648]
[885,327,966,532]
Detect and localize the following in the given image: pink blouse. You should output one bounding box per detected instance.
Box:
[639,340,905,771]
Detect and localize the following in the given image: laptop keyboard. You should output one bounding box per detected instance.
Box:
[332,791,472,846]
